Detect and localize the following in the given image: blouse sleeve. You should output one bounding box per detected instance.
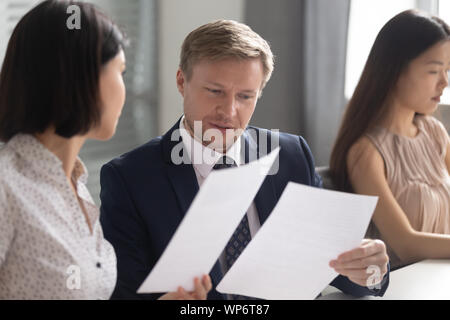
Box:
[0,184,14,266]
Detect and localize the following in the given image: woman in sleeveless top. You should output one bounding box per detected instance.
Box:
[0,0,211,299]
[330,10,450,270]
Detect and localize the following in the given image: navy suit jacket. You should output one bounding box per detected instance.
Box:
[100,119,389,300]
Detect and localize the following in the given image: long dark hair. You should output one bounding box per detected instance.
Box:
[0,0,127,142]
[330,10,450,192]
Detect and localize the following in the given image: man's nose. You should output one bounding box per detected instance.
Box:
[219,94,237,117]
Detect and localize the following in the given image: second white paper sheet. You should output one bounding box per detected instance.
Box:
[216,182,378,300]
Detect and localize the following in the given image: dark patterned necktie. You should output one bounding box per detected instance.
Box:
[213,156,252,300]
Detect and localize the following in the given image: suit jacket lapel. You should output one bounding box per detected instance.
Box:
[161,118,199,221]
[254,176,278,225]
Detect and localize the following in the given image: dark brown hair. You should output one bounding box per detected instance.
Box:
[0,0,127,142]
[330,10,450,192]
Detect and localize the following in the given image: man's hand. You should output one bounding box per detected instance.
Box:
[158,275,212,300]
[329,239,389,288]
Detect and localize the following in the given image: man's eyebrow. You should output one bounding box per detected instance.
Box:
[205,81,224,88]
[205,81,258,94]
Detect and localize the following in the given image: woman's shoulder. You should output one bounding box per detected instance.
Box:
[346,136,387,190]
[0,145,14,173]
[349,136,379,160]
[348,136,384,173]
[0,146,15,216]
[0,142,19,166]
[0,142,25,187]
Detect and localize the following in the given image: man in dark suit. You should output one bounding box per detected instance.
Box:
[100,20,390,300]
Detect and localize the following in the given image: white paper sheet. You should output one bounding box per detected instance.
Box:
[137,147,280,293]
[216,182,378,300]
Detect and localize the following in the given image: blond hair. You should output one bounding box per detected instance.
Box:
[179,20,274,91]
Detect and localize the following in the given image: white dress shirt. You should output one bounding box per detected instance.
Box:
[179,116,261,275]
[0,134,116,299]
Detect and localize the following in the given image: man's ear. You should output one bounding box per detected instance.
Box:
[176,69,186,97]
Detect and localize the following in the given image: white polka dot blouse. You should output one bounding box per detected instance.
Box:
[0,134,117,299]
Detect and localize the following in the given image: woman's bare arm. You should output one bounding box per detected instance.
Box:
[348,137,450,264]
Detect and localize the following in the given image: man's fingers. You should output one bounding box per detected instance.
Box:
[335,267,374,279]
[193,277,207,300]
[335,240,385,263]
[159,279,212,300]
[330,239,388,289]
[177,287,194,300]
[332,252,388,270]
[202,275,213,292]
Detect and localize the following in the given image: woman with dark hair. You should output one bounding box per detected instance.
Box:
[0,0,211,299]
[330,10,450,270]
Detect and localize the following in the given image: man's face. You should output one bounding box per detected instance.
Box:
[176,58,264,151]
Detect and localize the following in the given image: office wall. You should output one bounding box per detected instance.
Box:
[157,0,245,134]
[245,0,305,136]
[246,0,350,166]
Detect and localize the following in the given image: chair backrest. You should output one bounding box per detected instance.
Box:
[315,166,336,190]
[434,105,450,132]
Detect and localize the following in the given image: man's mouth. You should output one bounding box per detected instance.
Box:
[209,122,234,131]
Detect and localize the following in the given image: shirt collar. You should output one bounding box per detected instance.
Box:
[7,134,89,185]
[72,156,89,185]
[179,115,242,179]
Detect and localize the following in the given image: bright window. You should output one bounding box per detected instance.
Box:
[439,0,450,25]
[345,0,416,99]
[346,0,450,105]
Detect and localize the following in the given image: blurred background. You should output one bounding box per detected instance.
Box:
[0,0,449,205]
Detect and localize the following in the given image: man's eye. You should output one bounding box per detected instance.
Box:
[239,94,252,100]
[207,88,221,94]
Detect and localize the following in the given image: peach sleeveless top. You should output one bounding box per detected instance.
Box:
[365,115,450,269]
